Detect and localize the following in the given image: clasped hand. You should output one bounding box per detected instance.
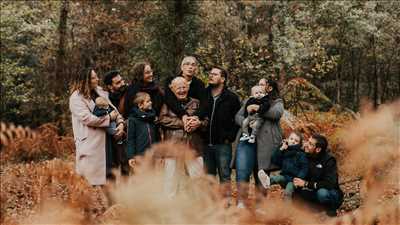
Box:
[183,115,201,133]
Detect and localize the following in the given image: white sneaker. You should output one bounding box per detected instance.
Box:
[237,201,246,209]
[257,170,270,189]
[239,134,250,141]
[248,135,256,143]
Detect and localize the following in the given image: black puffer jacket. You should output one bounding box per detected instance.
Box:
[305,151,344,201]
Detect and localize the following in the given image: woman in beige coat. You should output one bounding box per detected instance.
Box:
[69,68,124,186]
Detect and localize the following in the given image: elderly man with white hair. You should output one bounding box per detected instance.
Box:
[159,76,208,198]
[163,56,207,124]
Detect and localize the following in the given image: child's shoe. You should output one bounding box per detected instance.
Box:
[257,170,270,189]
[239,133,250,141]
[248,135,256,143]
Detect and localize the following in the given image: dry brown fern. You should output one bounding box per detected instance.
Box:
[0,159,107,224]
[0,122,36,149]
[0,122,74,163]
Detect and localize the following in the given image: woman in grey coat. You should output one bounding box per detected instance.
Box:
[234,79,284,208]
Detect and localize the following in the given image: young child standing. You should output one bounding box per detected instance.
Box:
[126,92,159,160]
[258,131,308,200]
[239,85,270,143]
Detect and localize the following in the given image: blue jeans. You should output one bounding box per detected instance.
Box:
[295,188,342,210]
[235,141,257,182]
[204,144,232,183]
[235,141,257,202]
[270,175,295,198]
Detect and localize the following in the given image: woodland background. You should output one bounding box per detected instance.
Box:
[1,0,399,128]
[0,1,399,224]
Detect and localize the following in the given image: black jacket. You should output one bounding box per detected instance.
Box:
[126,107,159,159]
[305,151,344,199]
[271,144,308,180]
[163,76,207,118]
[244,95,271,117]
[205,87,241,145]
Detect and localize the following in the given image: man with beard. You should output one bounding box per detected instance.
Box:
[203,66,241,205]
[103,70,130,177]
[293,134,344,217]
[104,70,127,112]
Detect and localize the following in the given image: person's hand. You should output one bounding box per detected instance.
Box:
[128,158,136,168]
[280,139,288,151]
[186,116,201,132]
[109,110,118,121]
[182,115,189,131]
[246,104,260,113]
[113,123,125,139]
[293,178,306,187]
[249,120,256,129]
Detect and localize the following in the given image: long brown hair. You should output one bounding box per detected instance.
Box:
[266,79,280,100]
[131,62,151,83]
[70,67,94,99]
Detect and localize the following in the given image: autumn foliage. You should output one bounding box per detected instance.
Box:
[1,100,399,224]
[0,123,74,163]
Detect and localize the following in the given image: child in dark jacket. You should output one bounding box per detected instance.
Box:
[258,131,308,200]
[239,85,270,143]
[126,92,159,160]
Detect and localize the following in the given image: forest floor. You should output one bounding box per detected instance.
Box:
[1,106,399,224]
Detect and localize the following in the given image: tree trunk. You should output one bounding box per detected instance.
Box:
[351,48,356,109]
[173,0,184,69]
[237,2,248,35]
[55,0,69,95]
[336,53,342,105]
[356,50,362,109]
[266,3,275,64]
[382,63,389,101]
[372,36,381,108]
[398,61,400,96]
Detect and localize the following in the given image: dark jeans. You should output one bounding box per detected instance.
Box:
[204,144,232,183]
[106,134,130,180]
[295,188,342,211]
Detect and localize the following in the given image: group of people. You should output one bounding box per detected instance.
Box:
[69,56,343,217]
